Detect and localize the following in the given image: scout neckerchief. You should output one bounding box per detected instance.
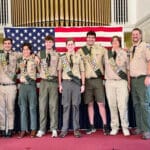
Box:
[82,46,102,77]
[108,49,127,80]
[59,53,80,85]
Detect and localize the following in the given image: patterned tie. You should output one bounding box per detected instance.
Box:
[6,52,9,65]
[132,46,137,58]
[113,51,117,60]
[89,47,92,56]
[46,53,51,67]
[70,54,73,68]
[24,59,28,72]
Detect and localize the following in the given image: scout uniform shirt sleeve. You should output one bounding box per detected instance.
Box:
[57,54,63,71]
[79,55,85,72]
[145,43,150,61]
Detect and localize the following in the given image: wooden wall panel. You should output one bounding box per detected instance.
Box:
[11,0,111,27]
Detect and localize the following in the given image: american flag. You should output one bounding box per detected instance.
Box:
[4,26,123,88]
[4,26,123,52]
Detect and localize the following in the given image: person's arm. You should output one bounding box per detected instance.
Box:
[126,52,131,91]
[80,71,85,93]
[58,70,63,93]
[127,70,131,91]
[57,57,63,93]
[144,61,150,86]
[144,44,150,86]
[79,55,85,93]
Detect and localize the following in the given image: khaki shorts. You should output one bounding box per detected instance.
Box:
[84,78,105,104]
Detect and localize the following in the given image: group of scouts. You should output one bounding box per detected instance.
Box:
[0,28,150,140]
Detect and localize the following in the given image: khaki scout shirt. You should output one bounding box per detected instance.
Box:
[130,42,150,77]
[0,50,22,83]
[18,56,37,83]
[104,49,129,80]
[58,51,85,80]
[77,44,106,79]
[38,49,59,79]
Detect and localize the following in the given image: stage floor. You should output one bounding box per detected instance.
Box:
[0,130,149,150]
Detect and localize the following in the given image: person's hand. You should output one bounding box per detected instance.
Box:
[35,56,40,65]
[80,85,85,93]
[127,81,131,91]
[123,47,128,51]
[144,76,150,86]
[59,85,63,93]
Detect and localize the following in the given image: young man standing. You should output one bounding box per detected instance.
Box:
[36,35,59,138]
[130,28,150,139]
[17,43,38,138]
[78,31,109,135]
[58,38,85,138]
[104,36,130,136]
[0,38,21,137]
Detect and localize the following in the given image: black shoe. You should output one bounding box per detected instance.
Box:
[131,128,142,135]
[74,130,81,138]
[86,125,96,134]
[59,131,68,138]
[0,130,6,137]
[103,125,110,135]
[6,130,13,137]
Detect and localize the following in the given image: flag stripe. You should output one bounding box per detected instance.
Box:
[56,41,112,48]
[55,31,123,38]
[55,26,123,32]
[55,37,112,42]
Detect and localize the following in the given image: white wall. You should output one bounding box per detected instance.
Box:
[136,0,150,22]
[118,0,150,32]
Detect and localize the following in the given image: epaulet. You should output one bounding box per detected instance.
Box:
[0,50,4,53]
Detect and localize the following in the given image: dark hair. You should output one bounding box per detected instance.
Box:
[45,35,54,42]
[21,43,32,51]
[3,38,13,44]
[111,36,122,48]
[65,38,75,44]
[86,30,96,38]
[132,28,142,35]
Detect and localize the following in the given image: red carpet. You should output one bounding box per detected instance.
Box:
[0,130,150,150]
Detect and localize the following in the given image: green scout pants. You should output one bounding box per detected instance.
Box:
[131,76,150,132]
[18,84,37,131]
[39,79,58,131]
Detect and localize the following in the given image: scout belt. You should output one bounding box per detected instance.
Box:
[42,76,58,82]
[25,75,36,85]
[0,83,16,86]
